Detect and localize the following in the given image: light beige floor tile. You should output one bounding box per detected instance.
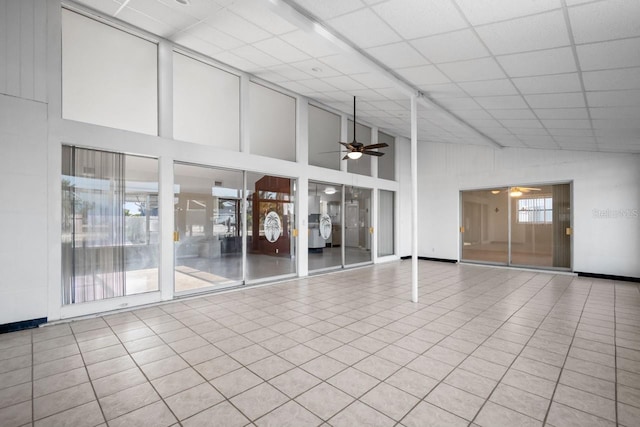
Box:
[180,344,224,365]
[406,356,455,381]
[474,401,541,427]
[385,367,437,399]
[86,355,136,380]
[140,355,189,380]
[0,382,31,410]
[210,367,263,398]
[329,400,394,427]
[361,382,419,421]
[165,382,224,420]
[248,355,295,380]
[34,400,103,427]
[374,345,418,366]
[444,368,497,399]
[300,355,347,380]
[500,368,556,399]
[425,383,485,421]
[0,401,31,427]
[490,383,549,421]
[130,344,176,366]
[618,401,640,427]
[546,402,615,427]
[511,356,561,382]
[255,400,321,427]
[33,382,95,420]
[295,382,354,420]
[278,345,321,366]
[0,355,31,375]
[326,344,370,366]
[33,367,88,398]
[228,344,272,365]
[91,367,147,398]
[354,355,400,380]
[107,401,176,427]
[401,401,468,427]
[231,382,288,421]
[553,384,616,422]
[99,382,159,420]
[182,401,249,427]
[560,370,615,400]
[269,368,322,399]
[81,344,127,365]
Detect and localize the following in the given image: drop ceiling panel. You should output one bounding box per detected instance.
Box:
[438,57,506,82]
[541,119,591,129]
[157,0,225,20]
[590,107,640,119]
[291,0,365,20]
[186,23,245,50]
[512,73,582,94]
[455,0,561,26]
[279,30,340,58]
[535,108,589,119]
[372,0,467,39]
[476,11,569,55]
[116,7,176,38]
[498,47,576,77]
[489,109,537,119]
[437,97,482,110]
[569,0,640,44]
[475,95,528,110]
[228,0,298,35]
[290,59,342,78]
[587,90,640,107]
[234,45,282,68]
[321,75,367,91]
[577,38,640,71]
[410,29,489,64]
[525,92,586,109]
[125,0,198,32]
[320,54,374,75]
[396,65,451,85]
[547,128,593,137]
[253,37,310,62]
[499,119,543,129]
[366,42,430,69]
[206,9,272,43]
[327,9,401,49]
[582,68,640,91]
[458,79,518,96]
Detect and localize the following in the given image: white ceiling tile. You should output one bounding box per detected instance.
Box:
[439,57,506,82]
[375,87,409,100]
[410,29,489,64]
[519,135,557,146]
[157,0,225,20]
[291,0,365,20]
[512,73,582,94]
[253,37,310,62]
[466,119,504,128]
[499,119,544,129]
[227,0,298,35]
[547,128,593,136]
[289,59,342,78]
[525,93,585,108]
[233,45,282,69]
[396,65,451,85]
[366,42,429,68]
[207,9,272,43]
[498,47,576,77]
[319,54,372,74]
[185,23,244,50]
[475,95,528,109]
[476,11,569,56]
[77,0,121,15]
[455,0,561,26]
[514,129,551,136]
[437,97,482,110]
[116,7,176,38]
[327,8,401,49]
[211,51,258,71]
[587,90,640,107]
[535,108,589,119]
[577,38,640,71]
[322,75,368,91]
[455,110,494,119]
[373,0,467,39]
[173,34,224,58]
[590,107,640,119]
[126,0,198,32]
[541,119,591,129]
[489,109,537,119]
[279,80,315,94]
[259,64,313,81]
[296,78,338,92]
[569,0,640,44]
[458,79,518,96]
[592,119,640,129]
[583,68,640,91]
[279,30,340,58]
[351,72,394,89]
[421,83,467,98]
[553,135,595,144]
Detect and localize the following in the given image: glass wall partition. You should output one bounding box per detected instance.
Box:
[308,181,343,272]
[246,173,296,282]
[173,164,243,293]
[345,186,372,265]
[378,190,395,257]
[62,146,159,304]
[461,184,571,269]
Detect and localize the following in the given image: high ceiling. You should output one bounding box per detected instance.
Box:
[72,0,640,153]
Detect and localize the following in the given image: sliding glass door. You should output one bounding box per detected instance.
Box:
[308,181,342,272]
[345,186,372,266]
[461,183,571,270]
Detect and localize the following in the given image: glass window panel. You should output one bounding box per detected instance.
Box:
[62,146,159,305]
[377,132,395,180]
[308,106,341,170]
[249,83,296,161]
[461,188,509,264]
[308,181,342,271]
[345,186,372,265]
[173,53,240,150]
[378,190,394,257]
[173,164,243,292]
[62,10,158,135]
[246,173,296,281]
[347,120,372,176]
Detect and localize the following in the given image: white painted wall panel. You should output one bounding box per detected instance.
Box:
[0,0,47,102]
[418,142,640,278]
[0,94,49,324]
[249,82,296,161]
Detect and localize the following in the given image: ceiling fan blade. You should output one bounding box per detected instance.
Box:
[362,143,388,150]
[521,187,541,191]
[338,142,353,150]
[316,150,344,154]
[342,154,350,160]
[362,150,384,157]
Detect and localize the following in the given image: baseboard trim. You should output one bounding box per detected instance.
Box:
[400,256,458,264]
[576,272,640,283]
[0,317,48,334]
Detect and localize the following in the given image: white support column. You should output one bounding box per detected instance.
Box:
[371,186,378,264]
[411,96,419,303]
[158,40,173,139]
[371,126,379,179]
[240,75,251,153]
[159,155,175,301]
[297,97,309,277]
[340,114,348,172]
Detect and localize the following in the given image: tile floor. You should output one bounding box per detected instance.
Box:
[1,260,639,427]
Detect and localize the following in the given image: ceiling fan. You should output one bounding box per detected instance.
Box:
[339,96,388,160]
[491,187,541,197]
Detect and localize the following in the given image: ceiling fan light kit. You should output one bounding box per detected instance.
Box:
[338,96,388,160]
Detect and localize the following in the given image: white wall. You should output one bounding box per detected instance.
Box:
[415,141,640,278]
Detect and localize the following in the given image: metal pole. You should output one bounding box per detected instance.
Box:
[411,95,418,303]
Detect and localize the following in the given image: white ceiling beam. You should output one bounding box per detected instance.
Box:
[266,0,504,149]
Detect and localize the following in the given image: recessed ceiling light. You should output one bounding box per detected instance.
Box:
[311,67,323,73]
[175,0,190,5]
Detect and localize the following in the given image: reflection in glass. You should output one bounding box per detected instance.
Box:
[378,190,395,257]
[173,164,243,292]
[345,186,372,265]
[308,182,342,272]
[62,146,159,304]
[246,173,296,281]
[461,188,509,264]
